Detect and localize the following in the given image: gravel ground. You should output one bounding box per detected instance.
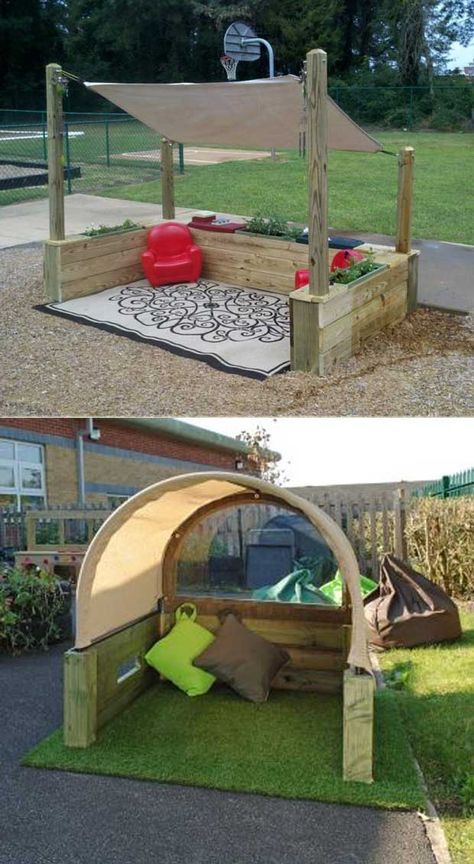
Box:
[1,243,472,417]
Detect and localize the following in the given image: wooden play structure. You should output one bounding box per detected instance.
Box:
[43,52,419,374]
[15,506,110,580]
[64,473,375,783]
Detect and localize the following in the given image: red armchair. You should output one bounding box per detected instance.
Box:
[141,222,202,287]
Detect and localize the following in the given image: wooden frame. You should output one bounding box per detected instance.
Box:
[159,491,352,698]
[62,474,375,782]
[43,55,417,377]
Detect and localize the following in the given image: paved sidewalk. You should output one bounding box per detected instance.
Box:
[0,645,436,864]
[0,193,471,312]
[332,228,473,314]
[0,193,241,249]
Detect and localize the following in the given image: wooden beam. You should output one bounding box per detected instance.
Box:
[395,147,415,254]
[290,290,321,372]
[64,649,98,747]
[46,63,65,241]
[343,669,375,783]
[306,49,329,297]
[394,485,408,560]
[160,138,175,219]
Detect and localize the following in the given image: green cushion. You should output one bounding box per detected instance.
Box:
[145,603,216,696]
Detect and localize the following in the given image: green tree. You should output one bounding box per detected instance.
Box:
[237,425,287,486]
[0,0,65,107]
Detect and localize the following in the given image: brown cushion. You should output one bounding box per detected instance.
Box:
[193,614,290,703]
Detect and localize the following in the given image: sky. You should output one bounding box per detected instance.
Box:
[448,41,474,70]
[181,417,474,487]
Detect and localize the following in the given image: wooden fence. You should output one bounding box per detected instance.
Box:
[0,504,113,559]
[179,490,408,578]
[1,492,409,578]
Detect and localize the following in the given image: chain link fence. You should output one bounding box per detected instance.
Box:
[1,82,472,206]
[0,110,184,207]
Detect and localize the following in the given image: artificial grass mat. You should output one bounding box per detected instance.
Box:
[23,684,426,811]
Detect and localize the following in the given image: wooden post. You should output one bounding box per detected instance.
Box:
[46,63,65,241]
[64,649,98,747]
[395,146,414,254]
[343,669,375,783]
[160,138,175,220]
[394,486,408,561]
[307,49,329,297]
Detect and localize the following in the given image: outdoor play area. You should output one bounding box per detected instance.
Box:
[34,50,421,381]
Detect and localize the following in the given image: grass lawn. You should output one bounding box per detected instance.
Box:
[380,610,474,864]
[23,685,426,811]
[102,132,474,244]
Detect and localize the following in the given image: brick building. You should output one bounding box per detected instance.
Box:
[0,418,261,509]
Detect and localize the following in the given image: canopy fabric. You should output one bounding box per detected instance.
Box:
[75,472,371,673]
[85,76,381,153]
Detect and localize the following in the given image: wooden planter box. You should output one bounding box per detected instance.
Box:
[290,247,419,375]
[44,224,151,302]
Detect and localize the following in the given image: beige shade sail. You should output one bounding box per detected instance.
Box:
[85,76,381,152]
[75,472,371,673]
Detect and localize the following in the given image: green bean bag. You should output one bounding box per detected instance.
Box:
[320,570,378,605]
[145,603,216,696]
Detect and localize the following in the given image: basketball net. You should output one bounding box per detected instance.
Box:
[220,54,239,81]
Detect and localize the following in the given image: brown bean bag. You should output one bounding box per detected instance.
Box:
[364,553,462,649]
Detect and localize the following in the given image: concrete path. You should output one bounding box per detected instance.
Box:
[0,194,199,248]
[0,193,471,312]
[332,229,473,314]
[0,645,436,864]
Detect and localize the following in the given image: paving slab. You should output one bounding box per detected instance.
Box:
[0,645,436,864]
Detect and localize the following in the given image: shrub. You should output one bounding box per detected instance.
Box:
[405,497,474,599]
[0,567,69,654]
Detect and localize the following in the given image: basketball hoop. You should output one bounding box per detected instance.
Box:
[220,54,239,81]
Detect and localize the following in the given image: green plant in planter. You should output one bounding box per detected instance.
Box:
[330,254,382,285]
[83,218,141,237]
[0,567,68,654]
[245,212,301,241]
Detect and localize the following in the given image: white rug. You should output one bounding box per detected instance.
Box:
[41,279,291,379]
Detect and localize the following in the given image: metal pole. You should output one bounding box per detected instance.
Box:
[105,119,110,167]
[64,121,72,194]
[178,142,184,174]
[242,37,276,159]
[242,37,274,78]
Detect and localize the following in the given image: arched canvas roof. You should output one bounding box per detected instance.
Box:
[75,472,371,672]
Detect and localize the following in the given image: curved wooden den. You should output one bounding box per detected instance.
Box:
[65,472,375,782]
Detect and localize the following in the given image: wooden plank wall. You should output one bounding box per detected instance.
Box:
[190,613,350,695]
[64,613,159,746]
[44,227,150,301]
[190,228,311,294]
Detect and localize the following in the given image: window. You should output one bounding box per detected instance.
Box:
[176,501,339,607]
[0,438,46,510]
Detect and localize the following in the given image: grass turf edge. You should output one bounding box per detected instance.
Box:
[22,686,426,812]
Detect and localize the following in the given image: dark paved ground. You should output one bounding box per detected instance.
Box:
[333,228,474,314]
[0,645,436,864]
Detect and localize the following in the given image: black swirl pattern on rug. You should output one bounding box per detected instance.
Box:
[109,280,290,344]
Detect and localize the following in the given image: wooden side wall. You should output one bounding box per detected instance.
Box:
[64,613,158,747]
[161,608,351,695]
